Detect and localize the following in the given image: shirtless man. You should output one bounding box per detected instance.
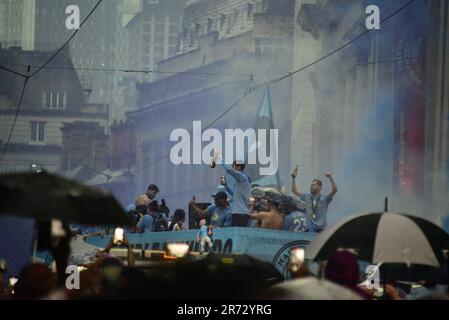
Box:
[248,196,284,230]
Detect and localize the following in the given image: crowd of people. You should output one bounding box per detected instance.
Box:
[266,249,449,300]
[1,160,448,300]
[1,242,447,300]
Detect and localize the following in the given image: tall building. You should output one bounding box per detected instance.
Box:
[67,0,119,108]
[291,0,449,224]
[125,0,185,82]
[0,0,36,50]
[110,0,141,121]
[0,0,119,120]
[0,0,84,51]
[110,0,186,121]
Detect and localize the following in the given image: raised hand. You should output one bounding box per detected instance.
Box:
[220,175,227,186]
[249,197,256,206]
[291,165,299,178]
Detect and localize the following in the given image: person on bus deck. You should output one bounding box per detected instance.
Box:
[127,194,150,217]
[150,200,169,232]
[283,210,309,232]
[190,191,232,228]
[125,184,160,212]
[169,209,186,231]
[136,201,168,232]
[248,196,284,230]
[291,166,338,233]
[220,160,251,227]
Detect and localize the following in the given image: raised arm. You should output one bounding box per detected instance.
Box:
[325,171,338,199]
[249,211,268,221]
[291,166,304,198]
[222,163,246,182]
[122,236,135,268]
[248,198,256,216]
[248,198,263,220]
[189,199,207,218]
[221,176,234,196]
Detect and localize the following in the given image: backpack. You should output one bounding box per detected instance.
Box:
[153,213,168,232]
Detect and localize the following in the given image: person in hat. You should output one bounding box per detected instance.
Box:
[190,191,232,228]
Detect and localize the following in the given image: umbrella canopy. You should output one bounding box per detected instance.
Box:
[306,212,449,268]
[266,276,362,300]
[178,253,284,285]
[144,253,284,299]
[0,172,130,226]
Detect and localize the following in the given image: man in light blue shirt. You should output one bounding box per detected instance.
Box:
[221,160,251,227]
[291,167,338,232]
[190,191,232,228]
[283,211,310,232]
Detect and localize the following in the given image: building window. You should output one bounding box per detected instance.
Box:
[189,29,195,47]
[247,3,253,18]
[182,27,188,48]
[233,9,239,30]
[43,92,66,109]
[195,23,201,37]
[220,14,226,31]
[30,122,45,142]
[207,18,213,33]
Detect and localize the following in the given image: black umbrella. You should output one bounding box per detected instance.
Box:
[306,212,449,268]
[144,253,284,299]
[0,172,130,226]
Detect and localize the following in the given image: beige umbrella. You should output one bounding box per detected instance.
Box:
[306,212,449,268]
[266,277,362,300]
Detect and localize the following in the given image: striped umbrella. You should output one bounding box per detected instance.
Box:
[306,212,449,268]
